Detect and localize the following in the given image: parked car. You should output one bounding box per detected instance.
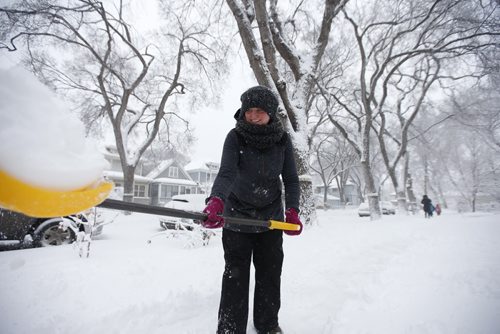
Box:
[358,201,396,217]
[358,202,370,217]
[159,194,207,230]
[0,207,104,250]
[381,201,396,215]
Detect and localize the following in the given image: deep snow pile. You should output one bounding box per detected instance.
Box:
[0,67,107,190]
[0,209,499,334]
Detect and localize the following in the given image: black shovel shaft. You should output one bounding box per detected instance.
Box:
[98,198,207,220]
[97,199,271,229]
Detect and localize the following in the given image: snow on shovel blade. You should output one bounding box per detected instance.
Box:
[97,199,300,231]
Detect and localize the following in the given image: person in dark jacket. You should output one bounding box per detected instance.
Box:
[421,194,433,218]
[202,86,302,334]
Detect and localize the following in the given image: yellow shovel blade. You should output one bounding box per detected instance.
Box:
[0,169,113,218]
[269,219,301,231]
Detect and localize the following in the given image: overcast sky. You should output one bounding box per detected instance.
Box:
[189,57,256,164]
[126,1,258,164]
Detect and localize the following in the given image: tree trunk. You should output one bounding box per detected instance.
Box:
[406,172,417,215]
[337,178,346,205]
[361,160,381,220]
[223,0,349,226]
[396,190,407,212]
[396,153,412,214]
[387,166,408,214]
[122,165,136,203]
[423,154,430,195]
[323,185,328,209]
[296,155,316,224]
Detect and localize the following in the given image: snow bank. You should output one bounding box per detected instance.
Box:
[1,210,499,333]
[0,67,108,190]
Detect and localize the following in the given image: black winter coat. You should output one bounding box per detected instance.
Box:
[421,197,432,212]
[210,128,300,233]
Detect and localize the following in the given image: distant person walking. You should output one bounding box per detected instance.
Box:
[435,203,442,216]
[421,195,434,218]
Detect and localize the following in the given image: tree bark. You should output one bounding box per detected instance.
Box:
[361,160,381,220]
[225,0,347,224]
[122,165,135,203]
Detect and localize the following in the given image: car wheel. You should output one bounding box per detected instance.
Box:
[33,219,76,247]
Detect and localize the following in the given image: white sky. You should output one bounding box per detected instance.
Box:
[189,57,256,163]
[128,0,258,164]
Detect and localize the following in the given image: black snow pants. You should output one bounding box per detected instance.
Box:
[217,228,284,334]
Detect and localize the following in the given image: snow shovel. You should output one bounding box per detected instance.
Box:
[97,198,300,232]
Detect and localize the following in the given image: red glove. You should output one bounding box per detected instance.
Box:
[284,208,302,236]
[202,197,224,228]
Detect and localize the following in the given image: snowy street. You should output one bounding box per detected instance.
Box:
[1,209,499,334]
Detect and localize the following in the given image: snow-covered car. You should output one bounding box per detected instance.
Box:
[357,202,370,217]
[0,208,104,250]
[358,201,396,217]
[381,201,396,215]
[159,194,207,230]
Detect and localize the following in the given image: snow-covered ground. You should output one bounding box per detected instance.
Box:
[1,209,499,334]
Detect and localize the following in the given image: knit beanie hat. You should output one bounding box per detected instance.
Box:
[235,86,279,121]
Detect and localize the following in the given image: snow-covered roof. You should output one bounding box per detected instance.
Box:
[145,159,174,179]
[103,170,153,182]
[184,160,220,172]
[152,177,198,186]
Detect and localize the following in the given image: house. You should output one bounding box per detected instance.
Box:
[102,146,152,204]
[314,182,362,208]
[102,145,202,205]
[147,159,202,206]
[185,161,220,194]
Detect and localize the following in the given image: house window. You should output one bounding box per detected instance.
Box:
[171,185,179,197]
[150,184,159,198]
[168,166,179,178]
[134,184,146,197]
[160,185,167,200]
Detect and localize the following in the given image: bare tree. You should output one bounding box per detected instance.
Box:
[317,0,499,219]
[223,0,348,224]
[0,0,226,202]
[450,84,500,151]
[430,124,499,212]
[310,131,357,208]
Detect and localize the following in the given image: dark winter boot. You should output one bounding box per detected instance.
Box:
[257,325,283,334]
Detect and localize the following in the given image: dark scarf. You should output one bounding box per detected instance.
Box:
[235,119,285,150]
